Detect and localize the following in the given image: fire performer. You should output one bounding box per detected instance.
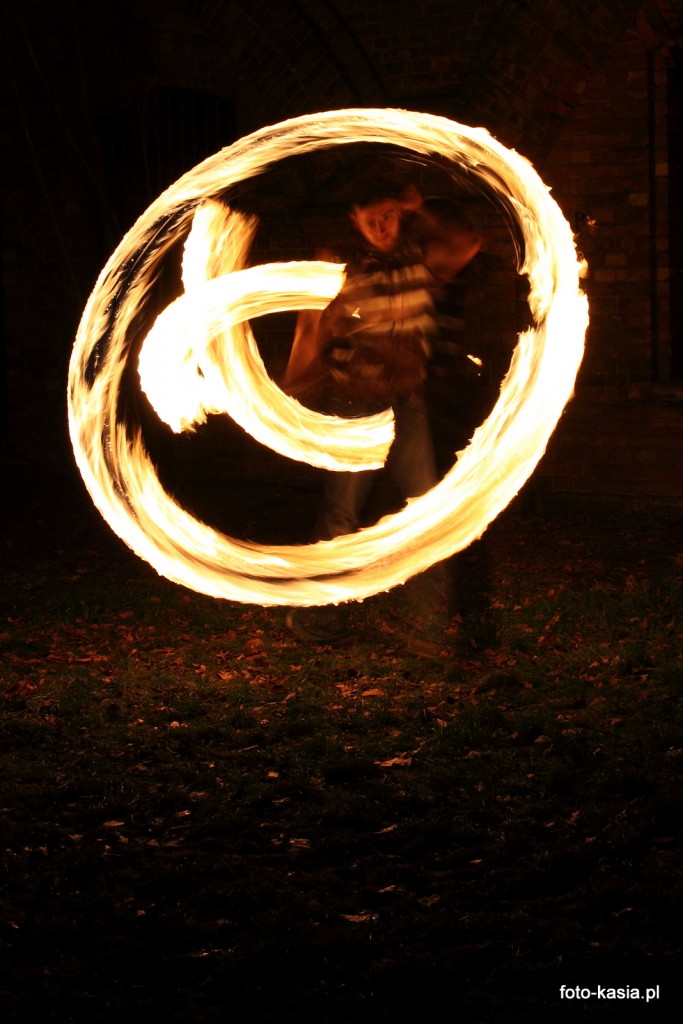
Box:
[284,177,482,645]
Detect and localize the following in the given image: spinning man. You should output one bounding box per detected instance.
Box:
[285,178,482,644]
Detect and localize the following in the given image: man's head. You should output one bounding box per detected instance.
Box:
[346,175,409,254]
[349,197,402,254]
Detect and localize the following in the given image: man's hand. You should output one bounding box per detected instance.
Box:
[398,183,423,213]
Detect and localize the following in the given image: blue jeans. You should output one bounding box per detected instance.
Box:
[313,392,437,541]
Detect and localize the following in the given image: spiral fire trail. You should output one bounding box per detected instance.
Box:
[68,108,588,606]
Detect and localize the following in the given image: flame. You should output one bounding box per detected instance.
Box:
[139,256,394,470]
[68,108,588,607]
[138,202,394,469]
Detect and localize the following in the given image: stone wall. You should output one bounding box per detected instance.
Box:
[2,0,683,508]
[540,19,683,507]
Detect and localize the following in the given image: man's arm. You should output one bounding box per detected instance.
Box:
[400,186,483,284]
[281,248,344,396]
[281,308,326,394]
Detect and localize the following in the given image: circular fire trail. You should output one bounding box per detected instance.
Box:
[68,108,588,606]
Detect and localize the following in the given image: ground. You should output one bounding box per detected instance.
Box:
[1,463,683,1022]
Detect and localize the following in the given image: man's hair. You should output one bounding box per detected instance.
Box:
[348,174,407,210]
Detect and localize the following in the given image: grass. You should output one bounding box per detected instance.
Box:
[2,494,683,1022]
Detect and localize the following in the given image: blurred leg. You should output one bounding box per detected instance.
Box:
[312,468,377,540]
[387,392,438,499]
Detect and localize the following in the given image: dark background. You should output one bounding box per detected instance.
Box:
[2,0,683,538]
[2,6,683,1023]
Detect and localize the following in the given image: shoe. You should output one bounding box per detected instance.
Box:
[285,606,353,645]
[386,628,450,660]
[379,612,451,661]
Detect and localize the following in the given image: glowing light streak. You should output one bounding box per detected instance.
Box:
[68,108,588,606]
[138,202,394,468]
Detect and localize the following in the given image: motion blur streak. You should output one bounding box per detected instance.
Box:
[68,108,588,606]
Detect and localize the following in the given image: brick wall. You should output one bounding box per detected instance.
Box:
[3,0,683,509]
[539,20,683,508]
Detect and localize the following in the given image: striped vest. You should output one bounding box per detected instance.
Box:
[324,243,436,406]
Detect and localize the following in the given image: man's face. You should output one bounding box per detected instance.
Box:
[350,199,401,254]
